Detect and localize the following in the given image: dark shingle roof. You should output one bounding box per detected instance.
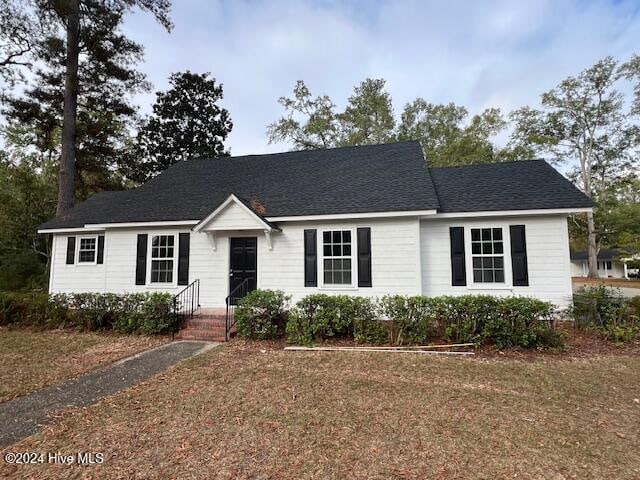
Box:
[38,142,594,230]
[570,249,620,261]
[428,160,593,213]
[39,141,440,229]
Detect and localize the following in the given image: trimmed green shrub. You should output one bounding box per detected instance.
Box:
[284,293,562,348]
[235,289,290,340]
[379,295,433,345]
[482,296,558,348]
[571,286,639,342]
[0,291,175,334]
[286,295,382,345]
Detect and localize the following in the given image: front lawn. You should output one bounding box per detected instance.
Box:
[0,328,168,403]
[2,340,639,479]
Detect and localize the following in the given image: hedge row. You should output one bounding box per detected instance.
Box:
[0,291,176,334]
[235,290,563,349]
[571,285,640,342]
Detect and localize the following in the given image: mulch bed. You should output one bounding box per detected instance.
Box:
[231,327,640,362]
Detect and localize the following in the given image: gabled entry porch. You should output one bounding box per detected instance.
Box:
[173,194,281,341]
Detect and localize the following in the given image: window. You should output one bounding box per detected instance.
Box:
[150,235,175,283]
[471,228,505,283]
[78,237,97,263]
[598,261,612,270]
[322,230,352,285]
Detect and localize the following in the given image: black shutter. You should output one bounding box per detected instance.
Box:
[357,227,372,287]
[135,234,148,285]
[177,233,190,285]
[304,229,317,287]
[97,235,105,264]
[449,227,466,286]
[66,236,76,265]
[510,225,529,286]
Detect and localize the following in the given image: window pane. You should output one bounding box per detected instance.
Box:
[482,257,493,269]
[495,270,505,282]
[324,270,332,284]
[482,242,493,254]
[494,257,504,268]
[472,243,481,254]
[494,242,503,254]
[333,231,341,243]
[473,270,483,282]
[343,271,352,284]
[323,245,332,256]
[324,259,332,271]
[481,228,491,241]
[332,245,342,256]
[343,244,351,256]
[343,231,351,243]
[323,232,331,243]
[167,236,174,246]
[152,236,159,246]
[472,257,481,268]
[483,270,494,283]
[471,229,480,241]
[492,228,502,240]
[343,259,351,271]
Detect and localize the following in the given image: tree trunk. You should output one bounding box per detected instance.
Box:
[56,0,80,216]
[586,210,599,278]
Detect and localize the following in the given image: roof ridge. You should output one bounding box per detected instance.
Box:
[184,140,422,162]
[428,158,547,171]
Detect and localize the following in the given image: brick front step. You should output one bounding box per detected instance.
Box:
[176,313,235,342]
[176,329,227,342]
[185,318,227,329]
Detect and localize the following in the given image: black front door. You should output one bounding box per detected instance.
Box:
[229,237,257,305]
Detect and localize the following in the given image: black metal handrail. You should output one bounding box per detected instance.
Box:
[225,278,251,341]
[172,279,200,336]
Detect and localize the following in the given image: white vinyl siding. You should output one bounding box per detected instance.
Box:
[48,217,422,306]
[420,215,573,308]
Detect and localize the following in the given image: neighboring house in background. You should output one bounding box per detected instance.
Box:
[38,141,593,338]
[570,249,630,279]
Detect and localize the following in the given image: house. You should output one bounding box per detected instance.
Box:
[570,249,630,279]
[38,141,592,333]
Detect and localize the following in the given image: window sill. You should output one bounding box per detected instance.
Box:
[318,286,358,291]
[467,284,514,291]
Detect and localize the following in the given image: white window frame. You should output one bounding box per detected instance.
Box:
[76,235,98,265]
[465,225,513,290]
[318,228,357,289]
[147,233,178,287]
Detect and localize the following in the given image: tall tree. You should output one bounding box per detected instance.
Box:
[0,0,172,215]
[510,56,640,277]
[267,80,338,150]
[337,78,396,146]
[3,0,172,202]
[268,79,508,166]
[397,100,507,166]
[132,71,233,182]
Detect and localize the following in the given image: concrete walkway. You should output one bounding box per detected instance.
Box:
[0,341,217,448]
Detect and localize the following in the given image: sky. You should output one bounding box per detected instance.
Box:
[121,0,640,156]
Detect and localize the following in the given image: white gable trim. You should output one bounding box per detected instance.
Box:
[265,209,438,222]
[38,220,199,234]
[432,207,592,219]
[193,194,277,233]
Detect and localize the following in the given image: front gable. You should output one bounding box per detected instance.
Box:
[193,194,278,232]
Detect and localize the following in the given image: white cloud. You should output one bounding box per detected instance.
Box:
[121,0,640,155]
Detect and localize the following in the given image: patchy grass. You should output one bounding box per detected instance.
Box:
[2,340,640,479]
[0,327,168,403]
